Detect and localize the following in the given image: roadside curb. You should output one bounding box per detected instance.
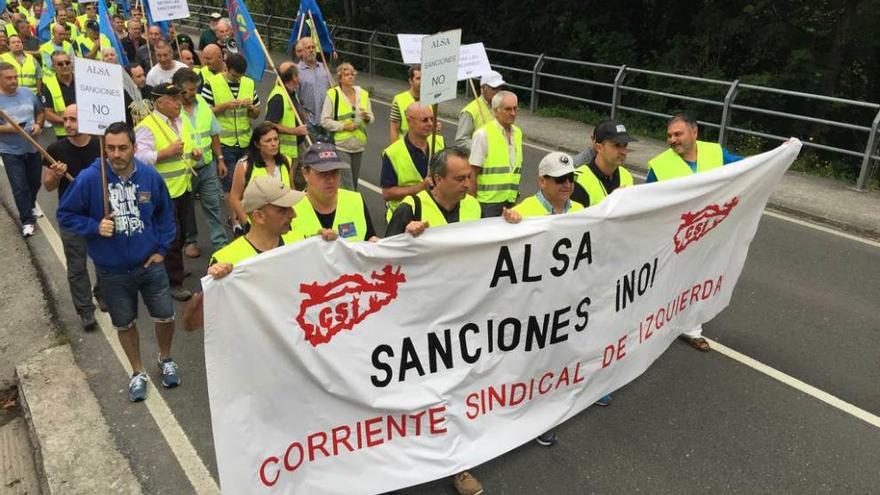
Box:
[16,345,143,494]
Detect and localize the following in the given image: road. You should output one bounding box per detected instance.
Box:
[19,74,880,494]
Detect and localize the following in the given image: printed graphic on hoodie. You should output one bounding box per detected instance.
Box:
[109,181,146,236]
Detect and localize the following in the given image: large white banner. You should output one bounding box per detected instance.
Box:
[205,141,802,494]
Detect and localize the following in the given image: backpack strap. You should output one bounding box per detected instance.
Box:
[411,193,422,221]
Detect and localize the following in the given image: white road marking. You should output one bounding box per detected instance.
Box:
[370,98,878,247]
[708,339,880,429]
[35,215,221,495]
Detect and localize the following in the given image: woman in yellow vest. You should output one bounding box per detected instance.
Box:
[229,122,293,230]
[319,62,373,191]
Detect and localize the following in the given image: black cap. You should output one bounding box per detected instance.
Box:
[594,119,638,144]
[151,83,183,98]
[85,20,99,31]
[302,142,350,172]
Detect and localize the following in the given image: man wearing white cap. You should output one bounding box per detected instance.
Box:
[513,152,584,217]
[183,176,338,331]
[454,70,505,152]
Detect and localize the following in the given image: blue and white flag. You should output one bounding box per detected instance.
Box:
[226,0,267,81]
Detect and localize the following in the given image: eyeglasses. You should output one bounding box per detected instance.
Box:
[544,173,575,184]
[55,61,71,66]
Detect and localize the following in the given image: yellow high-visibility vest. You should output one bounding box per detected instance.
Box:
[266,84,300,160]
[476,121,522,204]
[211,74,256,147]
[0,52,38,92]
[136,113,196,198]
[513,195,584,217]
[327,87,369,144]
[647,141,723,181]
[381,135,444,221]
[401,190,481,226]
[291,189,367,242]
[574,164,634,206]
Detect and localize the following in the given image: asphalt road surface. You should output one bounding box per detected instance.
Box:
[19,75,880,494]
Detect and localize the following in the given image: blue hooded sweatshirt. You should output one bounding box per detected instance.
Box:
[57,158,176,273]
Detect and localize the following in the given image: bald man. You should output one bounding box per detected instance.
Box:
[198,43,224,84]
[380,102,445,221]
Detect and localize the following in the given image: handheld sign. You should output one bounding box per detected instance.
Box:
[75,58,125,135]
[147,0,190,22]
[397,34,425,64]
[457,42,491,81]
[419,29,461,106]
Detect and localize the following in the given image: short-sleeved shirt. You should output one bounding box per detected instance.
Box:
[469,120,517,168]
[379,135,430,188]
[145,60,187,87]
[40,76,76,110]
[45,137,101,198]
[0,88,41,154]
[200,76,260,107]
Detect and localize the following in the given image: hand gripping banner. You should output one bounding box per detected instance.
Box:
[204,140,802,494]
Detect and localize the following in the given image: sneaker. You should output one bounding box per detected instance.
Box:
[452,471,483,495]
[184,243,200,258]
[21,224,35,237]
[170,286,193,301]
[158,357,180,388]
[595,394,612,407]
[80,312,97,331]
[32,204,44,218]
[129,372,148,402]
[535,430,557,447]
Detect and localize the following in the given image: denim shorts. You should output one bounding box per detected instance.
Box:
[96,263,175,330]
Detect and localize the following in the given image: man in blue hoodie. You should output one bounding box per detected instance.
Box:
[57,122,181,403]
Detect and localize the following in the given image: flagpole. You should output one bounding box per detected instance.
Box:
[427,103,438,177]
[306,10,335,85]
[295,11,306,45]
[0,108,75,181]
[253,27,313,147]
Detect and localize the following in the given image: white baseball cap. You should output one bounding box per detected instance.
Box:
[538,152,576,177]
[480,70,506,88]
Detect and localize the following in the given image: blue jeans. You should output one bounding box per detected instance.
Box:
[2,152,41,226]
[96,263,175,330]
[184,160,229,250]
[220,145,248,192]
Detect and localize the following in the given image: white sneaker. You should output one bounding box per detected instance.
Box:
[32,204,44,218]
[22,224,35,237]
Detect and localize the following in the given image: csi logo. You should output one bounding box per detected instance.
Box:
[295,265,406,346]
[673,197,739,254]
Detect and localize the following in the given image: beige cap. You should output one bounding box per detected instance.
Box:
[242,176,305,213]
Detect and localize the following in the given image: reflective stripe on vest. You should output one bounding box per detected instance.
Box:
[462,97,492,135]
[292,189,367,243]
[574,165,634,206]
[382,135,445,221]
[136,114,194,198]
[392,90,415,133]
[512,195,585,217]
[647,141,723,182]
[476,122,522,204]
[267,84,299,159]
[212,75,255,147]
[42,75,68,137]
[0,53,38,92]
[328,87,369,144]
[401,190,481,227]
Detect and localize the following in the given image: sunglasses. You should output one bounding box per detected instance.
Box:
[55,61,71,66]
[545,173,575,184]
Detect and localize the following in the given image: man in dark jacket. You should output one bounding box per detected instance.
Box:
[57,122,182,403]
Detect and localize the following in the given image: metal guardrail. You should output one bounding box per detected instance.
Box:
[181,4,879,190]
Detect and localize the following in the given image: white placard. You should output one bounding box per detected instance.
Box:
[205,141,803,494]
[74,58,125,135]
[147,0,190,22]
[397,34,425,65]
[419,29,461,106]
[457,42,491,80]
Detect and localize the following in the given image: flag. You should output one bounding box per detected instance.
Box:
[143,0,169,38]
[286,0,335,55]
[225,0,267,81]
[0,1,7,16]
[37,0,55,42]
[98,0,128,64]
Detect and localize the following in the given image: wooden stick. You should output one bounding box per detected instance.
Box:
[99,135,109,217]
[307,10,335,85]
[0,108,75,181]
[468,78,492,127]
[295,11,306,43]
[171,20,181,57]
[427,103,439,176]
[253,27,313,147]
